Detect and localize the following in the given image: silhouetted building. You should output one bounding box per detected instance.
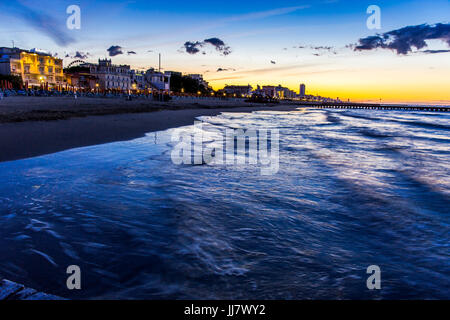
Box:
[299,84,306,97]
[224,85,253,96]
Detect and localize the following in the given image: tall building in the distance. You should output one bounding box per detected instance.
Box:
[299,84,306,97]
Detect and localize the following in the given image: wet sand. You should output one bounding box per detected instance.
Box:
[0,96,299,163]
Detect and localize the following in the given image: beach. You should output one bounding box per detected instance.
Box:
[0,96,298,162]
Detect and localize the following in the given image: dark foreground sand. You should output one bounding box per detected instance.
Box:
[0,96,300,163]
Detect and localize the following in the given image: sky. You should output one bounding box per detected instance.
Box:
[0,0,449,104]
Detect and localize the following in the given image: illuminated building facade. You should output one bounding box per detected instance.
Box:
[0,47,64,89]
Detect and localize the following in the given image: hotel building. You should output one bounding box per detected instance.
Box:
[89,59,132,91]
[0,47,64,89]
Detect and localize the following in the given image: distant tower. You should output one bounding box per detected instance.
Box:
[299,84,306,97]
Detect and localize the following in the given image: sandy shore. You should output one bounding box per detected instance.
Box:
[0,96,299,163]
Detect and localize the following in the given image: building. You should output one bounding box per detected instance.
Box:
[260,85,296,99]
[223,85,253,96]
[299,84,306,97]
[165,71,182,78]
[89,59,131,91]
[261,85,276,98]
[274,86,296,99]
[64,64,98,91]
[145,68,171,91]
[130,70,148,91]
[187,74,209,88]
[0,47,64,89]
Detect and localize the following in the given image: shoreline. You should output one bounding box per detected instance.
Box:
[0,97,300,163]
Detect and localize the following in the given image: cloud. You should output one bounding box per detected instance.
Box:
[107,45,124,57]
[73,51,90,59]
[127,51,137,55]
[183,38,232,56]
[225,5,310,22]
[293,45,335,52]
[421,49,450,54]
[204,38,232,55]
[354,23,450,55]
[7,0,75,46]
[226,63,323,77]
[216,67,236,72]
[312,46,333,51]
[184,41,203,54]
[64,51,90,59]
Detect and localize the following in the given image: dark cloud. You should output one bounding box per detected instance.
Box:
[355,23,450,55]
[127,51,137,55]
[107,45,124,57]
[64,51,89,59]
[216,67,236,72]
[312,46,333,51]
[421,49,450,54]
[8,0,75,46]
[184,41,203,54]
[183,38,232,56]
[293,45,333,51]
[204,37,232,55]
[73,51,89,59]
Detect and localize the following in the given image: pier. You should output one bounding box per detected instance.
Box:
[295,102,450,112]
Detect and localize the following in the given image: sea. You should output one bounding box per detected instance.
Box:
[0,107,449,299]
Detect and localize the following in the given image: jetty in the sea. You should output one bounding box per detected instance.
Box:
[0,278,64,300]
[295,102,450,112]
